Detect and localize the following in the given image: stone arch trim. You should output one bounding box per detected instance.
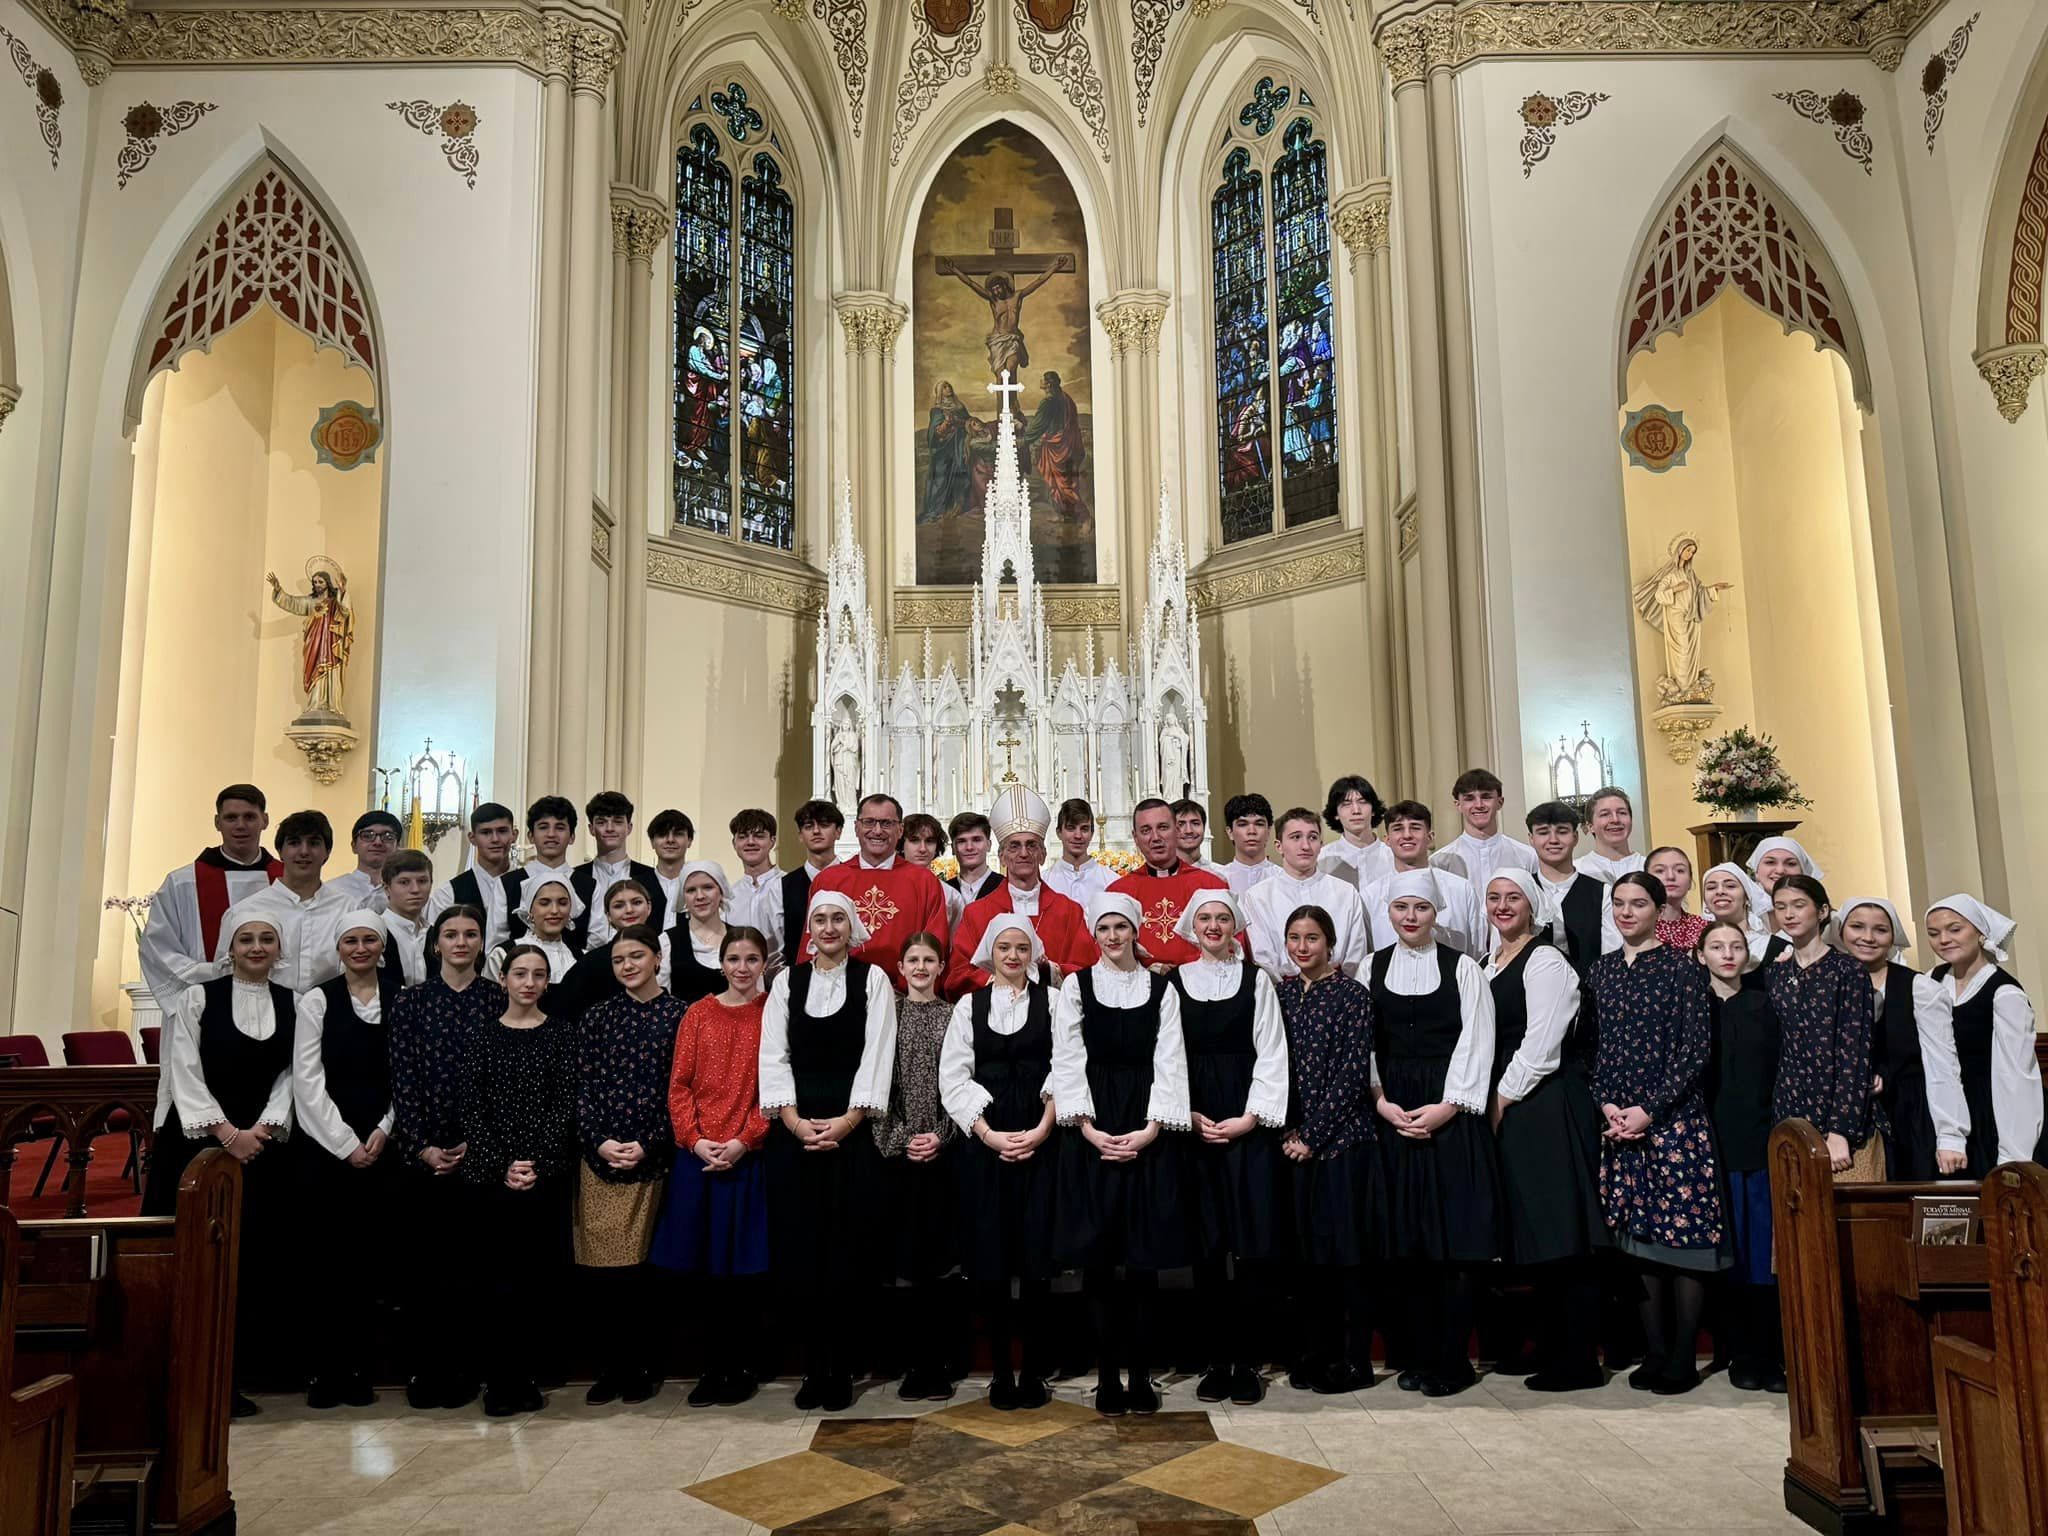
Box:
[1619,139,1871,409]
[135,160,376,415]
[1974,85,2048,422]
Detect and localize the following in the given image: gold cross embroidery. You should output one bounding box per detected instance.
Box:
[854,883,899,935]
[1141,897,1180,945]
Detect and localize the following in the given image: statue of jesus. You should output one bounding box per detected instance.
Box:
[268,557,354,720]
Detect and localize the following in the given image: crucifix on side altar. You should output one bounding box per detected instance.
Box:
[933,206,1076,418]
[994,723,1024,787]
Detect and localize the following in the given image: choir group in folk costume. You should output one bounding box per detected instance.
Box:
[132,770,2045,1417]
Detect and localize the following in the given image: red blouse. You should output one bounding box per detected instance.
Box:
[1657,913,1709,954]
[670,994,772,1149]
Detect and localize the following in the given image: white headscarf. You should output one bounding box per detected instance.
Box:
[1926,894,2017,964]
[336,908,386,945]
[1173,888,1246,950]
[513,872,579,929]
[678,859,733,917]
[212,897,290,969]
[1382,868,1443,914]
[1834,896,1909,962]
[1704,861,1772,930]
[806,888,874,949]
[970,912,1046,973]
[1748,836,1826,883]
[1486,868,1559,938]
[1086,891,1143,933]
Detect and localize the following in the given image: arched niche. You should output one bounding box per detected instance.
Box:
[1973,42,2048,420]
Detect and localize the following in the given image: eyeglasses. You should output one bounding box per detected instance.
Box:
[357,830,398,845]
[857,817,901,831]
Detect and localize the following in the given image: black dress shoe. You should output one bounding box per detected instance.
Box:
[1315,1362,1371,1394]
[405,1376,439,1411]
[989,1374,1019,1411]
[1627,1359,1665,1391]
[1396,1370,1424,1392]
[1014,1376,1050,1410]
[519,1382,545,1413]
[1728,1364,1766,1392]
[918,1373,955,1403]
[1195,1366,1234,1402]
[1651,1365,1701,1397]
[794,1376,826,1410]
[688,1374,726,1407]
[1095,1378,1129,1416]
[1420,1371,1476,1398]
[1526,1368,1606,1393]
[585,1376,622,1407]
[342,1374,377,1408]
[306,1378,343,1411]
[1764,1371,1788,1394]
[231,1391,261,1419]
[621,1372,660,1405]
[897,1369,931,1401]
[1229,1366,1265,1405]
[820,1373,855,1413]
[482,1386,523,1418]
[722,1370,759,1405]
[1126,1376,1161,1414]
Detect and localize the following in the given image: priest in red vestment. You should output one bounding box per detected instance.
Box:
[945,785,1098,996]
[801,792,948,988]
[1110,798,1233,968]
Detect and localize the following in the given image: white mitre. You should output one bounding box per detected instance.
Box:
[991,783,1052,843]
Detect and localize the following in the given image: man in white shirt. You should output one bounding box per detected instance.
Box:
[1363,800,1483,955]
[647,808,696,933]
[377,849,436,986]
[1221,793,1278,895]
[1243,807,1370,978]
[425,801,519,949]
[727,806,786,964]
[1432,768,1539,890]
[573,790,668,949]
[1526,800,1618,974]
[138,783,282,1017]
[327,810,402,907]
[1173,798,1224,875]
[946,811,1001,902]
[1043,796,1114,905]
[1317,773,1397,890]
[505,794,580,943]
[1573,787,1644,883]
[239,809,354,994]
[781,798,845,962]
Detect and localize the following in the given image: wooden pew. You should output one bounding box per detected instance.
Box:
[1930,1162,2048,1536]
[0,1067,159,1218]
[12,1150,240,1536]
[1,1207,76,1536]
[1771,1118,1993,1535]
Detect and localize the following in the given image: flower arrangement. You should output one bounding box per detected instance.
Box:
[932,854,960,881]
[104,893,154,942]
[1092,847,1145,876]
[1693,727,1814,813]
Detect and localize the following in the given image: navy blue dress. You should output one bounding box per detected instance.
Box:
[1277,972,1383,1268]
[1766,946,1877,1154]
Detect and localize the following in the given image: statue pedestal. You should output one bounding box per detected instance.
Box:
[1688,818,1801,882]
[1651,701,1721,764]
[285,712,358,786]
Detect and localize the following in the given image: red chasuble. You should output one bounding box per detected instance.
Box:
[801,857,950,988]
[1109,861,1233,968]
[945,883,1099,998]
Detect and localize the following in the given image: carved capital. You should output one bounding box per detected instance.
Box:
[1376,16,1429,87]
[568,22,618,96]
[0,383,20,434]
[69,0,123,80]
[541,14,573,77]
[1975,344,2048,423]
[1096,291,1170,357]
[1332,182,1392,270]
[625,206,666,264]
[1421,7,1458,70]
[610,200,633,256]
[1652,703,1722,765]
[834,294,908,356]
[1869,36,1907,71]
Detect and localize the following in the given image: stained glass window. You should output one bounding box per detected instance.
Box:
[1212,148,1273,546]
[1211,102,1340,545]
[673,104,799,550]
[1271,118,1338,529]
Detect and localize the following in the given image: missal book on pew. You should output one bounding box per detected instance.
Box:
[1911,1195,1981,1246]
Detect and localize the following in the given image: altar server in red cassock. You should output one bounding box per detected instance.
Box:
[1109,798,1234,969]
[947,785,1099,996]
[802,793,950,988]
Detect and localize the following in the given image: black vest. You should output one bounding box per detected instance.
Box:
[191,974,296,1132]
[967,983,1054,1133]
[1872,962,1927,1090]
[786,960,872,1117]
[314,974,399,1141]
[670,931,726,1005]
[782,866,816,960]
[1555,875,1606,978]
[949,870,1002,902]
[1369,945,1466,1063]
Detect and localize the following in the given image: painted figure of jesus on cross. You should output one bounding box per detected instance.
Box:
[934,206,1076,416]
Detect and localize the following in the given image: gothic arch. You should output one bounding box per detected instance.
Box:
[0,232,18,428]
[1972,40,2048,420]
[1617,137,1872,410]
[123,152,382,428]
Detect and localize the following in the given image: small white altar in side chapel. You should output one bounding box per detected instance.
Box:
[813,377,1208,851]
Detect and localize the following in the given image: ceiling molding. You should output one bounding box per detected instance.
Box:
[1446,0,1945,66]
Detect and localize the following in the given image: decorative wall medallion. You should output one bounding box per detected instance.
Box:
[1620,404,1692,472]
[1129,0,1186,127]
[1921,12,1976,152]
[1519,89,1607,177]
[710,80,764,141]
[983,61,1019,93]
[387,98,481,186]
[1011,0,1108,158]
[893,0,982,164]
[810,0,869,133]
[1,23,62,168]
[115,98,215,187]
[310,399,383,470]
[1774,88,1872,174]
[1025,0,1074,29]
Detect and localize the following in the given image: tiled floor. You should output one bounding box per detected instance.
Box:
[223,1370,1804,1535]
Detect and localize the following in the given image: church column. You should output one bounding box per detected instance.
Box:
[525,17,575,796]
[1096,290,1170,645]
[557,20,621,794]
[617,202,665,818]
[833,293,906,628]
[603,196,632,788]
[1332,183,1399,772]
[1378,12,1460,800]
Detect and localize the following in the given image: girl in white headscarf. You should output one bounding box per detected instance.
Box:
[1749,838,1825,960]
[141,900,297,1416]
[1369,870,1499,1398]
[1052,891,1191,1416]
[1480,870,1606,1392]
[1923,896,2043,1173]
[1174,889,1290,1406]
[1701,862,1772,962]
[487,874,578,984]
[671,860,734,1005]
[1835,898,1963,1181]
[939,914,1059,1412]
[757,889,898,1412]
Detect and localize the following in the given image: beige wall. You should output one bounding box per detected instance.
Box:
[1622,294,1904,919]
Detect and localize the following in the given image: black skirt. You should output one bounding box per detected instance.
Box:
[1880,1070,1940,1183]
[1292,1139,1384,1268]
[881,1139,960,1283]
[766,1119,884,1288]
[955,1106,1058,1284]
[1186,1049,1289,1265]
[1376,1054,1501,1265]
[1494,1064,1608,1266]
[1053,1054,1190,1271]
